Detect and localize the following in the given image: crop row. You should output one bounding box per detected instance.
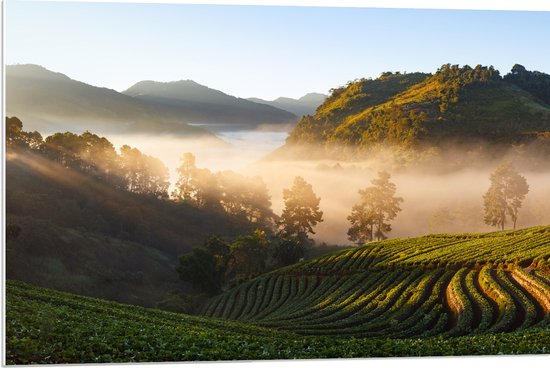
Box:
[7,280,550,363]
[202,265,550,338]
[289,227,550,275]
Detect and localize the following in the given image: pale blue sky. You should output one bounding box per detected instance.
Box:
[5,0,550,99]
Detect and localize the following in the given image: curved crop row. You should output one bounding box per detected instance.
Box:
[201,227,550,338]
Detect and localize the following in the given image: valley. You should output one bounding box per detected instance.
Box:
[5,62,550,364]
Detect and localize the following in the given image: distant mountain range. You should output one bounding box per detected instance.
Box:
[6,64,298,136]
[123,80,297,132]
[6,65,210,137]
[247,93,327,117]
[274,64,550,166]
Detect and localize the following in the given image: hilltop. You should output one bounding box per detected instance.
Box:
[274,64,550,166]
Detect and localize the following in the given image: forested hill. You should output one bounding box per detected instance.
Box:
[4,118,261,308]
[276,64,550,161]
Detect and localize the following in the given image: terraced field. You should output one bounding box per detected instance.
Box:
[6,226,550,363]
[202,226,550,338]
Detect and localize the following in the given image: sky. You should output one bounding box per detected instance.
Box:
[5,0,550,100]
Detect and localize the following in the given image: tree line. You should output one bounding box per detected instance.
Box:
[7,116,170,198]
[6,116,533,306]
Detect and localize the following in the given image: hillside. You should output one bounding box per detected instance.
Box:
[276,65,550,163]
[5,150,252,307]
[5,64,216,137]
[123,80,297,131]
[6,280,549,363]
[248,92,327,117]
[202,226,550,338]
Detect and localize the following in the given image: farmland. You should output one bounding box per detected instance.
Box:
[202,226,550,337]
[5,280,549,363]
[5,226,550,363]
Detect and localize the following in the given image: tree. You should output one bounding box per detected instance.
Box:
[6,117,43,151]
[173,152,197,202]
[119,145,169,198]
[273,237,304,266]
[177,246,222,295]
[483,163,529,230]
[217,171,276,228]
[347,187,377,244]
[347,171,403,243]
[226,229,270,282]
[279,176,323,245]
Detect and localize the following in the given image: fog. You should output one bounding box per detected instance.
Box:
[107,130,550,245]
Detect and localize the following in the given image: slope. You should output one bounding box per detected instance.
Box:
[6,280,549,363]
[123,80,297,131]
[6,64,214,137]
[276,64,550,162]
[202,226,550,338]
[5,150,252,307]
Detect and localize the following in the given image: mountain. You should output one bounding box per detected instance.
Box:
[6,64,215,137]
[123,80,297,131]
[275,65,550,163]
[248,92,327,117]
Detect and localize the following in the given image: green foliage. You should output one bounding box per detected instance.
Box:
[203,225,550,340]
[178,247,224,295]
[6,281,549,363]
[504,64,550,105]
[279,64,550,163]
[273,237,305,266]
[177,231,306,294]
[226,230,270,283]
[287,72,429,146]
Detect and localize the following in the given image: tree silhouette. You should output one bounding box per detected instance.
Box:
[173,152,198,202]
[483,163,529,230]
[279,176,323,245]
[348,171,403,243]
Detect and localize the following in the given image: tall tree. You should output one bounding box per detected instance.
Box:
[279,176,323,245]
[173,152,198,202]
[483,163,529,230]
[347,171,403,243]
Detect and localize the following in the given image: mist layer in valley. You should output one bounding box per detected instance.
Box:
[103,130,550,245]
